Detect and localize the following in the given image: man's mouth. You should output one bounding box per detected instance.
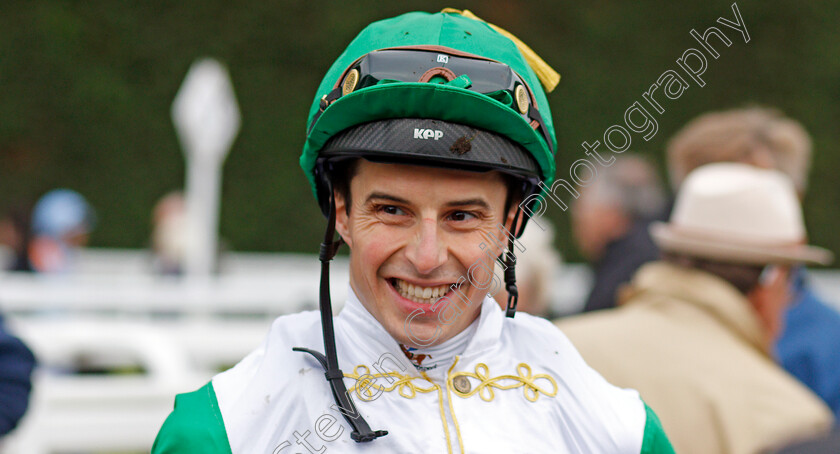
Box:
[389,278,456,305]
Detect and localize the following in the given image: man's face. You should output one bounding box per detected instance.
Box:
[335,160,514,348]
[571,188,629,262]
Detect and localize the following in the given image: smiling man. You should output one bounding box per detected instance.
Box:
[335,160,512,352]
[153,9,673,453]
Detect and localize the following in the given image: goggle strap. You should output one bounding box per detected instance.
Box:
[307,87,343,136]
[527,103,554,153]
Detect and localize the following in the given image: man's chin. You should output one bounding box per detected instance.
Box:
[396,318,447,349]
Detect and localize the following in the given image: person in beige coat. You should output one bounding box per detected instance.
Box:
[557,163,834,454]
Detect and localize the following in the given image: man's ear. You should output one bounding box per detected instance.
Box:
[746,285,768,322]
[746,266,791,348]
[746,285,775,348]
[333,190,353,248]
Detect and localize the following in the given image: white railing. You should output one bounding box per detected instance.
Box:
[2,320,204,454]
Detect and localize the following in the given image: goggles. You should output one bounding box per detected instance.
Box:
[314,46,553,153]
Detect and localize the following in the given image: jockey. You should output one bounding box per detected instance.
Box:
[153,9,674,453]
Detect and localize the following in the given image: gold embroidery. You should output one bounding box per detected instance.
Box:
[448,362,558,402]
[344,365,436,400]
[343,365,464,454]
[422,370,456,454]
[343,359,554,453]
[445,358,465,454]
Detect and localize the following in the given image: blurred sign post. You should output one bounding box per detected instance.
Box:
[172,59,241,277]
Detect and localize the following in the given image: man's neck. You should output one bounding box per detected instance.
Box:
[399,318,479,372]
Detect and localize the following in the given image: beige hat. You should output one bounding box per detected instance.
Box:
[651,162,833,266]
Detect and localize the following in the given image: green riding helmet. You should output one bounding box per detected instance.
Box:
[300,9,559,217]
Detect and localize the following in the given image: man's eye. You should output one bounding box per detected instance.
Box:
[449,211,477,222]
[381,205,406,216]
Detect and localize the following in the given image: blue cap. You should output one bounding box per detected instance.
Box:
[31,189,96,238]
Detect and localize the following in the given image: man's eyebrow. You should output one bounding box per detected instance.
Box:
[445,198,490,209]
[364,193,490,209]
[365,192,410,205]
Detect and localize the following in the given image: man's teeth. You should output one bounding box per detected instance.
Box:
[394,279,452,304]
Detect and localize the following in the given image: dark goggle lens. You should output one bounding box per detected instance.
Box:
[353,50,520,95]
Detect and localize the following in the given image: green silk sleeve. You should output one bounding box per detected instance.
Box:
[640,402,675,454]
[152,382,232,454]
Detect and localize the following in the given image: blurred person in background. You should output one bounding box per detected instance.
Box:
[0,314,36,436]
[667,107,810,194]
[0,202,34,271]
[28,189,95,274]
[570,154,668,313]
[151,191,188,275]
[0,203,37,437]
[666,107,840,419]
[558,163,834,453]
[492,216,562,317]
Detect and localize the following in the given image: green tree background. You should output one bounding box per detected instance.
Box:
[2,0,838,262]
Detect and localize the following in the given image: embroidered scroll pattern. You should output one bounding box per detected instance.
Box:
[344,365,437,400]
[448,362,558,402]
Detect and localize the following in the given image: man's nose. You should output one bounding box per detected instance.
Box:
[405,218,447,275]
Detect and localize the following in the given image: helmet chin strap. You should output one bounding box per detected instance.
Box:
[503,192,534,318]
[292,193,388,443]
[504,207,522,318]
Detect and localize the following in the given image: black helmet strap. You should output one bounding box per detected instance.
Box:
[504,206,524,318]
[502,183,538,318]
[292,193,388,443]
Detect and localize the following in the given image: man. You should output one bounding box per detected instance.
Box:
[0,202,34,271]
[150,191,187,275]
[667,107,840,418]
[558,163,834,454]
[28,189,95,274]
[0,314,35,437]
[153,10,673,453]
[570,155,668,312]
[666,107,810,193]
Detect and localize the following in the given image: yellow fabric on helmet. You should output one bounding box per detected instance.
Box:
[441,8,560,92]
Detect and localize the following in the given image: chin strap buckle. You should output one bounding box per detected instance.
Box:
[319,239,343,262]
[504,249,519,318]
[351,430,390,442]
